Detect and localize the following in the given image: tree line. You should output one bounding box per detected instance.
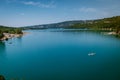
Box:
[68,16,120,34]
[0,26,23,38]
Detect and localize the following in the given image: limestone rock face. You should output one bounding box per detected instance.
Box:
[0,33,23,41]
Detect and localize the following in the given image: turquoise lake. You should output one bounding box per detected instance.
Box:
[0,29,120,80]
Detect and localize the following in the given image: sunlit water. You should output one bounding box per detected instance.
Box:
[0,29,120,80]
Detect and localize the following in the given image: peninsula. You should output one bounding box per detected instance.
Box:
[0,26,23,41]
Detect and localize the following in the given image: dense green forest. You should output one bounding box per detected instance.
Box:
[68,16,120,33]
[0,26,22,38]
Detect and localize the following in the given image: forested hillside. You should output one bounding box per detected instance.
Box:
[0,26,22,39]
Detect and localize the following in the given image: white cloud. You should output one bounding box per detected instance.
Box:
[5,0,56,8]
[22,1,56,8]
[77,7,113,16]
[22,1,39,6]
[5,0,18,3]
[79,7,97,12]
[74,7,118,19]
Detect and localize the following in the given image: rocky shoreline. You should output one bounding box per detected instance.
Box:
[0,32,27,41]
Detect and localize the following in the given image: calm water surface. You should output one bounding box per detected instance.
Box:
[0,29,120,80]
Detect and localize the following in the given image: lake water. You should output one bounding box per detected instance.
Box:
[0,29,120,80]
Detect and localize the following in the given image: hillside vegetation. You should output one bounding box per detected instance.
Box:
[69,16,120,32]
[0,26,22,39]
[23,16,120,34]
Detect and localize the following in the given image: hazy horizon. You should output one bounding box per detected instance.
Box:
[0,0,120,27]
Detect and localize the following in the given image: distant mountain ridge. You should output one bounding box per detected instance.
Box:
[22,20,86,29]
[22,16,119,29]
[21,16,120,31]
[1,15,120,37]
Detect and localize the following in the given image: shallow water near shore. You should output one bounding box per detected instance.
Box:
[0,29,120,80]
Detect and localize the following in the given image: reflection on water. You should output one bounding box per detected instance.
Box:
[0,30,120,80]
[0,41,6,57]
[0,37,22,58]
[15,36,22,43]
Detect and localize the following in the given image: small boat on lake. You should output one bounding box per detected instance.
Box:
[88,53,96,56]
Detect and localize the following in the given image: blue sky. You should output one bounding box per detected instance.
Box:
[0,0,120,27]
